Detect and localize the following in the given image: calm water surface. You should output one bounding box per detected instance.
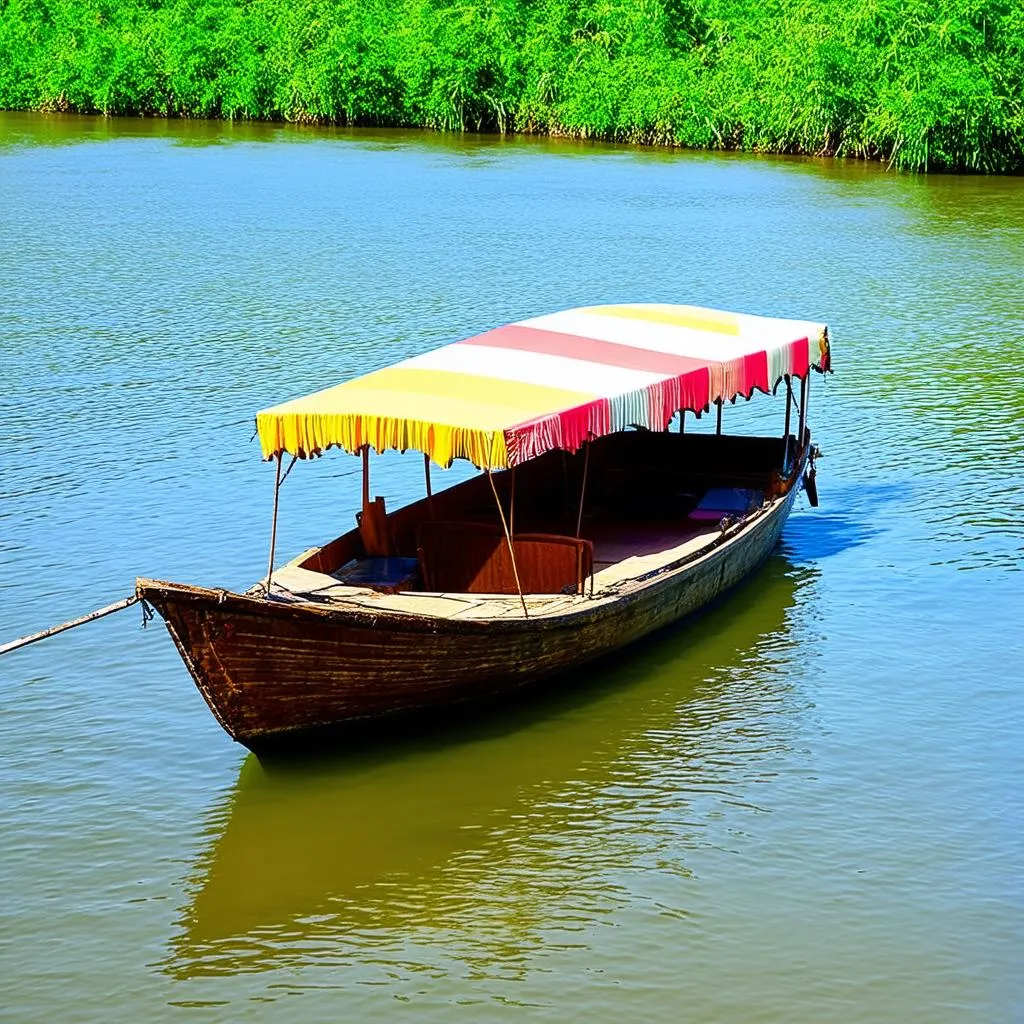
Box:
[1,112,1022,1022]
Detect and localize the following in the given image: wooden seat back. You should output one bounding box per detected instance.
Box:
[417,521,592,595]
[358,496,391,556]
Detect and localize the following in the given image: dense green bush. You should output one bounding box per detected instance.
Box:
[1,0,1021,170]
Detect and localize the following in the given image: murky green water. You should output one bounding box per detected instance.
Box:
[1,112,1022,1022]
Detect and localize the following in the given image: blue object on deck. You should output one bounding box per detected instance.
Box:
[333,557,420,592]
[689,487,763,520]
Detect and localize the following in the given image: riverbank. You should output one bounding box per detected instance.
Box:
[1,0,1022,173]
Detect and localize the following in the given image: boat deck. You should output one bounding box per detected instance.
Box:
[254,435,788,624]
[266,515,733,621]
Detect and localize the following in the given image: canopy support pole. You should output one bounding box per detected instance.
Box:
[265,452,283,598]
[783,376,793,472]
[798,374,810,445]
[487,470,528,619]
[510,465,516,539]
[716,399,723,436]
[358,444,391,556]
[679,410,685,434]
[362,445,370,512]
[576,441,591,538]
[424,454,434,519]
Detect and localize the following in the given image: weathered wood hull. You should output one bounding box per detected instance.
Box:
[138,483,801,752]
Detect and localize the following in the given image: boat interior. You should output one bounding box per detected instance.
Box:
[265,430,803,614]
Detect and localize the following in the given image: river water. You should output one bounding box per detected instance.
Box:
[1,112,1022,1022]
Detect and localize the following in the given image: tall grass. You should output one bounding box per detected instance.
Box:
[1,0,1021,171]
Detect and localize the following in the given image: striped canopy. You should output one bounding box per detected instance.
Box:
[257,303,831,470]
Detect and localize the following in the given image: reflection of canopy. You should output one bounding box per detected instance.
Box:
[257,303,831,469]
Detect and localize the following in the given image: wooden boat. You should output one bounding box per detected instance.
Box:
[138,303,831,753]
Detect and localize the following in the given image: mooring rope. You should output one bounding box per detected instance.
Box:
[0,594,141,657]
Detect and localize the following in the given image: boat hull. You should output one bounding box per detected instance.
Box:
[139,484,801,752]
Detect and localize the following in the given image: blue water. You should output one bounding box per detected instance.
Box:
[1,112,1022,1022]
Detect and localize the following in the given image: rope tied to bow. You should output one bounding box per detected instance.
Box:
[0,594,145,657]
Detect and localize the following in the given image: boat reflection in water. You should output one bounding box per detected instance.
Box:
[167,554,818,980]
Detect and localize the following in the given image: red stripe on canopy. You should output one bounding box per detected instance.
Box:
[505,397,612,466]
[463,324,714,378]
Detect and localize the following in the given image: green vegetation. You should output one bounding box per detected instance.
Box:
[2,0,1022,171]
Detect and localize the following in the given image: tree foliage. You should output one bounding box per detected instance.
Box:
[1,0,1021,170]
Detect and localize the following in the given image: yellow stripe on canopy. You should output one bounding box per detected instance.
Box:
[585,304,742,335]
[257,366,595,468]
